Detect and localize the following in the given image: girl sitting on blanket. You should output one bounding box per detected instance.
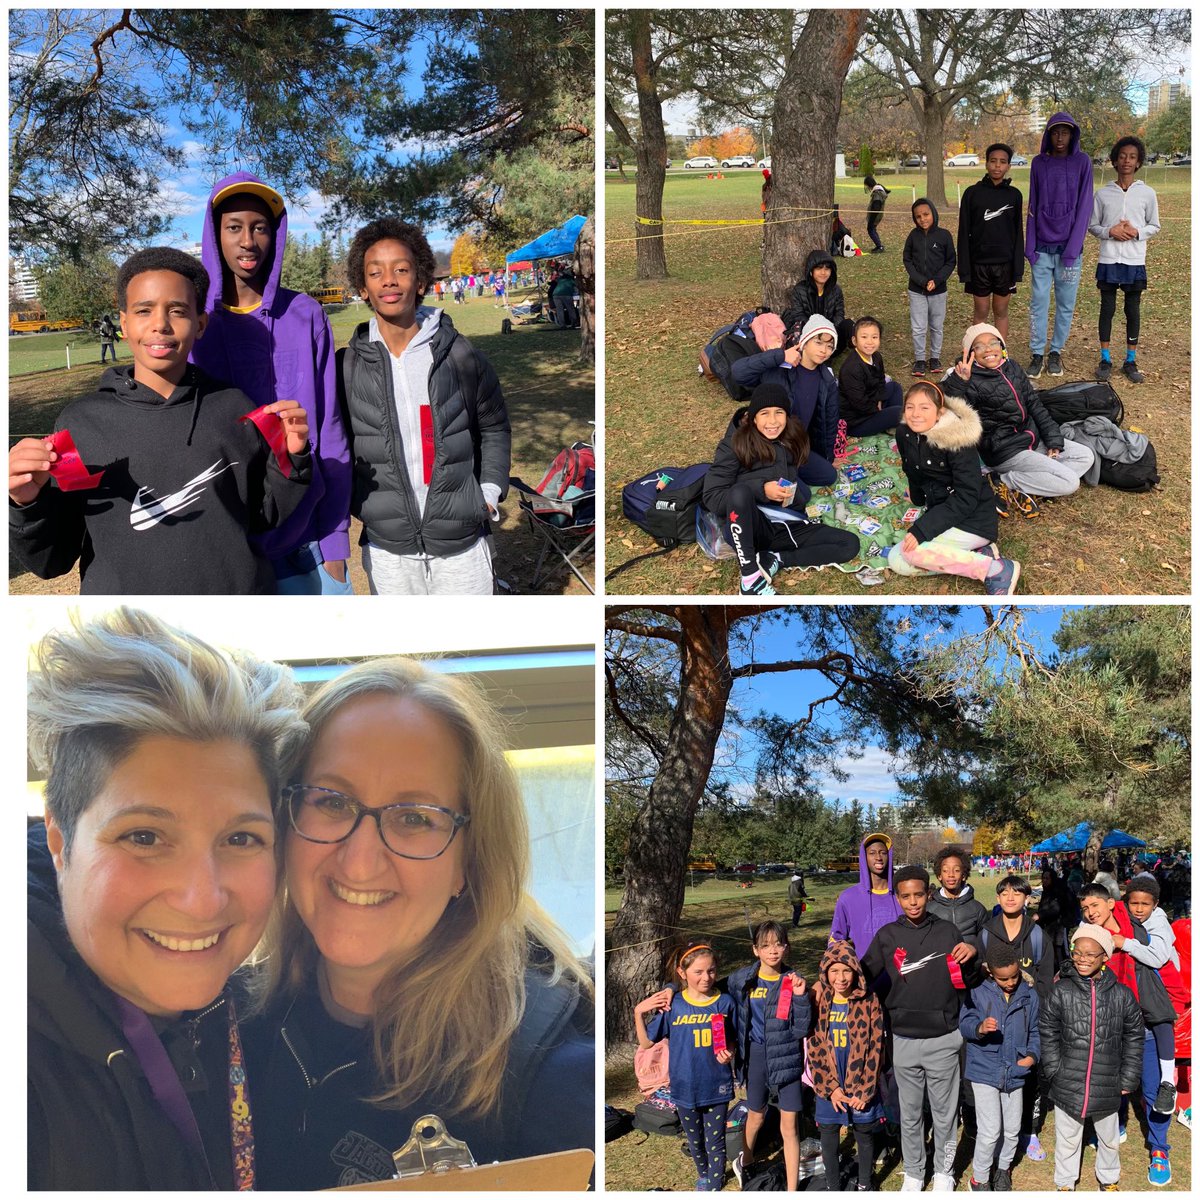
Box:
[891,380,1022,595]
[703,383,860,596]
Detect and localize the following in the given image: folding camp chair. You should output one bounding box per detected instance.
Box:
[509,440,596,593]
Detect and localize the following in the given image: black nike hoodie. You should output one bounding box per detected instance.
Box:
[957,174,1024,282]
[10,364,312,593]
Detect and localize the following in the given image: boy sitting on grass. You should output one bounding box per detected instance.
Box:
[9,248,311,594]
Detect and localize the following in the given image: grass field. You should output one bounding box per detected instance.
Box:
[8,288,595,595]
[603,873,1192,1191]
[604,165,1191,596]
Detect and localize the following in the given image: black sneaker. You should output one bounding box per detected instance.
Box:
[912,360,927,377]
[929,358,942,372]
[1028,353,1044,378]
[968,1178,989,1193]
[989,474,1011,517]
[1096,358,1113,382]
[993,1167,1012,1191]
[1123,359,1145,384]
[1153,1081,1178,1115]
[1046,350,1064,376]
[870,246,885,254]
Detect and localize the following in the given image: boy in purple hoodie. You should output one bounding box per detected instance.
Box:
[191,172,352,594]
[1025,113,1094,379]
[829,832,901,959]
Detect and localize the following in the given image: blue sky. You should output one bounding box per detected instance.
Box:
[714,606,1081,815]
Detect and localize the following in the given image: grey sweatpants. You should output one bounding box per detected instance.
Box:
[992,441,1094,497]
[971,1082,1022,1179]
[1053,1106,1120,1189]
[908,291,947,361]
[362,538,493,595]
[893,1029,962,1182]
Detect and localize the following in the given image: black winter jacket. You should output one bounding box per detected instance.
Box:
[941,357,1064,468]
[781,250,847,332]
[1039,959,1144,1121]
[28,825,237,1190]
[729,353,841,463]
[726,963,812,1091]
[860,911,981,1038]
[702,407,813,517]
[241,968,594,1188]
[926,883,991,950]
[957,176,1024,281]
[838,351,894,425]
[341,316,511,556]
[902,201,957,296]
[896,396,997,544]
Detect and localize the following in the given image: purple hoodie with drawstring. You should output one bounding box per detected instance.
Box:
[828,837,901,960]
[1024,111,1094,268]
[191,171,351,566]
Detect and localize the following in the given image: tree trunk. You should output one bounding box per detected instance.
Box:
[762,10,866,313]
[573,215,595,363]
[605,609,737,1044]
[922,99,950,209]
[1083,774,1119,877]
[630,12,669,280]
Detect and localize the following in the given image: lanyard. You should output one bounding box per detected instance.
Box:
[114,994,256,1189]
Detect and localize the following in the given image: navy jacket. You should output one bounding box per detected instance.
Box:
[727,963,812,1091]
[730,350,841,462]
[960,977,1041,1093]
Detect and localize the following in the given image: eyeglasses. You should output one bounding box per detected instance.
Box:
[283,785,469,859]
[1070,947,1106,962]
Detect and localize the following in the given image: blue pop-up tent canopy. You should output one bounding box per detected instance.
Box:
[1029,822,1147,853]
[505,215,587,265]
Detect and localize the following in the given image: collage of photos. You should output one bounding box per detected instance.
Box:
[6,4,1194,1198]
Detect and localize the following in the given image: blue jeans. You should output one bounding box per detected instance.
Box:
[1029,251,1082,355]
[1120,1029,1172,1153]
[273,540,353,595]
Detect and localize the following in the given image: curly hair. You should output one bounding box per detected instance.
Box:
[347,218,437,303]
[117,247,210,311]
[1110,135,1146,169]
[933,845,971,879]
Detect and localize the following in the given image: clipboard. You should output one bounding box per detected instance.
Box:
[325,1114,594,1191]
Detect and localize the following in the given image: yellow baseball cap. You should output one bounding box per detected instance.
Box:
[863,833,892,850]
[211,181,285,219]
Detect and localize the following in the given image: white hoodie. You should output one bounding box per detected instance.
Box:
[1088,178,1160,267]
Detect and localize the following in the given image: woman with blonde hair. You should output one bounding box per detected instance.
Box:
[28,607,305,1190]
[243,656,594,1188]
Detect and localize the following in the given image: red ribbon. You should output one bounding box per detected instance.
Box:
[893,947,908,973]
[47,429,104,491]
[238,405,292,478]
[711,1012,727,1056]
[420,405,435,484]
[946,955,966,989]
[775,975,794,1020]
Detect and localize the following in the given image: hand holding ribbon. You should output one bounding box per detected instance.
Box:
[238,401,310,478]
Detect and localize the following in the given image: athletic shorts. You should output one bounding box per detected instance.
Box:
[963,261,1017,297]
[745,1039,804,1113]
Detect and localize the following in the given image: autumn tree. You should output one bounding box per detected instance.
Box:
[449,232,485,277]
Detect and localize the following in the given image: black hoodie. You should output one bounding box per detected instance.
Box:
[957,174,1024,281]
[781,249,846,331]
[10,364,311,593]
[902,199,957,295]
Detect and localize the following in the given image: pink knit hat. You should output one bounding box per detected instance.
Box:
[962,322,1006,359]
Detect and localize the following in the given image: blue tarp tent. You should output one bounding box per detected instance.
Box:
[505,215,588,265]
[1029,823,1147,853]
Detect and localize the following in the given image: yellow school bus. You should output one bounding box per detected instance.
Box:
[687,857,718,872]
[9,309,81,334]
[309,286,348,305]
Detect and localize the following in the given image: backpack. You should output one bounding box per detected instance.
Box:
[634,1037,670,1097]
[981,924,1043,965]
[529,445,596,523]
[699,309,767,400]
[606,464,710,583]
[632,1094,682,1137]
[604,1105,634,1142]
[1098,440,1160,492]
[1038,379,1124,427]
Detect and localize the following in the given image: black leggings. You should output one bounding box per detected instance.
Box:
[819,1123,875,1190]
[1098,283,1142,345]
[677,1102,728,1186]
[723,483,860,573]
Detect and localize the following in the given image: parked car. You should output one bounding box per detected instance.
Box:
[758,156,772,170]
[604,156,620,170]
[1171,153,1191,166]
[733,862,757,874]
[1010,154,1029,166]
[721,155,755,168]
[902,154,923,168]
[684,156,718,169]
[945,153,979,167]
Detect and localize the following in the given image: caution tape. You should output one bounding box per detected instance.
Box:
[610,210,830,246]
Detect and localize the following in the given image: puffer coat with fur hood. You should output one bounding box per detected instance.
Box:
[807,940,884,1103]
[896,393,998,545]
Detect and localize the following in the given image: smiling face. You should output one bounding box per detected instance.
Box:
[986,149,1010,183]
[1071,936,1107,977]
[896,878,929,921]
[801,332,835,367]
[753,935,788,973]
[217,197,274,292]
[360,237,421,324]
[853,323,881,358]
[753,405,788,440]
[903,389,941,434]
[826,961,855,996]
[1078,892,1116,927]
[997,886,1027,916]
[864,840,889,881]
[938,855,965,894]
[1125,889,1156,923]
[45,736,276,1018]
[680,951,717,996]
[285,693,467,1012]
[913,204,934,230]
[971,336,1006,369]
[120,270,208,395]
[811,263,832,288]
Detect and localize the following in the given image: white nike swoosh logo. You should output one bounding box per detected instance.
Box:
[983,206,1013,221]
[899,951,944,974]
[130,459,238,530]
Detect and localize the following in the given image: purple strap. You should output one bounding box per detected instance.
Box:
[114,995,205,1158]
